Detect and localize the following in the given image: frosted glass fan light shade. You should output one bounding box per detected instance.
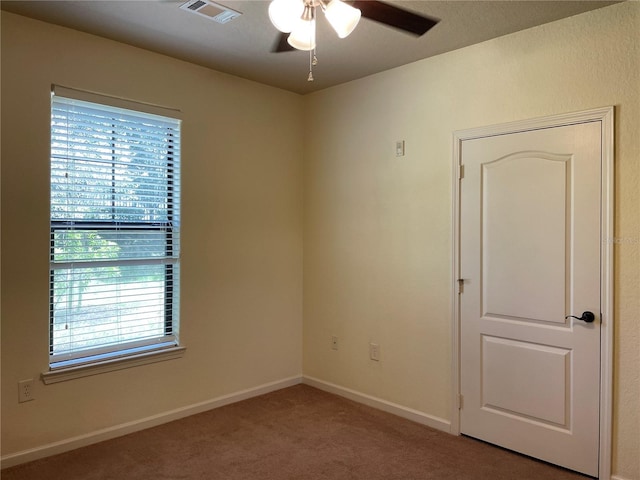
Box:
[288,18,316,51]
[324,0,361,38]
[269,0,304,33]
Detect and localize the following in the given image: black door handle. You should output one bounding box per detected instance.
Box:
[565,311,595,323]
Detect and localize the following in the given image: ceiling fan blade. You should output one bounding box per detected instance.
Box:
[351,1,439,36]
[272,32,296,53]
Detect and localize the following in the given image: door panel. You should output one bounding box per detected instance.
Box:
[483,152,569,323]
[481,335,570,427]
[459,122,601,477]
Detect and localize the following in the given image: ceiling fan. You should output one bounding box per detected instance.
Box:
[268,0,439,81]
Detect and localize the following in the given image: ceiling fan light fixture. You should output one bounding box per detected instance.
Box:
[323,0,361,38]
[268,0,304,33]
[269,0,441,82]
[287,16,316,51]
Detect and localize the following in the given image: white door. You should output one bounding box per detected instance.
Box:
[459,121,602,476]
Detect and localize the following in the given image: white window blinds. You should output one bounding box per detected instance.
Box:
[50,87,181,367]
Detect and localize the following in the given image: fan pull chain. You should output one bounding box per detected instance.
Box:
[308,15,317,82]
[308,48,314,82]
[308,48,318,82]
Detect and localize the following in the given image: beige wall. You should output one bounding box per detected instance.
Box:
[1,12,303,455]
[303,3,639,479]
[2,3,639,479]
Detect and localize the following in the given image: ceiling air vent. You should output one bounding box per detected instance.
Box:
[179,0,242,24]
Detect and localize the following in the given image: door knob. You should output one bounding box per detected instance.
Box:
[565,311,595,323]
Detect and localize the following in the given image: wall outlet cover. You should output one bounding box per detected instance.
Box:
[18,379,35,403]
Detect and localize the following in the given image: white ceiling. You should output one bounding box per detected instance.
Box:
[1,0,620,94]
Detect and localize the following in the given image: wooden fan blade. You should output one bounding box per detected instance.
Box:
[272,32,296,52]
[351,1,439,36]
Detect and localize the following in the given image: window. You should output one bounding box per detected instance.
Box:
[49,86,181,370]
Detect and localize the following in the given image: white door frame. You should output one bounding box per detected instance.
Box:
[450,107,614,479]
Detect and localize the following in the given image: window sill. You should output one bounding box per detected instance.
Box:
[41,346,186,384]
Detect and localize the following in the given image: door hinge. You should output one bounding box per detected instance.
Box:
[457,278,465,294]
[458,165,465,179]
[458,394,464,410]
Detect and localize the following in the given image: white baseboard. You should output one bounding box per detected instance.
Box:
[611,475,634,480]
[1,375,302,469]
[302,375,451,433]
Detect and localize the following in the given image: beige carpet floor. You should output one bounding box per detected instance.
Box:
[2,384,590,479]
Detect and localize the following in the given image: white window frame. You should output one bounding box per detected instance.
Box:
[43,86,185,383]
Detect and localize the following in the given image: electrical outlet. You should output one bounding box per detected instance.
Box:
[331,335,339,350]
[18,379,35,403]
[369,343,380,361]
